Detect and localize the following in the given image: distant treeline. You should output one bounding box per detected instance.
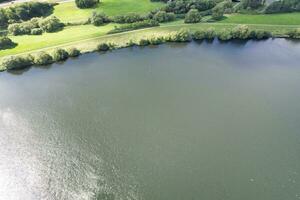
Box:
[265,0,300,13]
[0,2,55,27]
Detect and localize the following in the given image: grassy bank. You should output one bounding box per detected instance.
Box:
[53,0,164,23]
[221,13,300,25]
[1,20,300,58]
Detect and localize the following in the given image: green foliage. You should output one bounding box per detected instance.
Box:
[0,36,17,50]
[1,54,33,70]
[153,11,176,23]
[193,28,216,40]
[184,9,202,23]
[165,0,216,14]
[211,5,224,20]
[34,51,54,65]
[217,29,233,41]
[8,18,39,35]
[90,12,110,26]
[67,48,81,57]
[169,29,192,42]
[149,37,164,45]
[97,43,110,51]
[241,0,265,9]
[288,28,300,38]
[75,0,98,9]
[52,48,69,61]
[39,16,64,33]
[138,38,150,46]
[108,20,159,34]
[31,28,43,35]
[112,13,145,23]
[0,2,54,27]
[231,25,251,39]
[250,29,272,39]
[265,0,300,14]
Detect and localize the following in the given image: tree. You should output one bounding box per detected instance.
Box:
[153,11,175,23]
[90,12,110,26]
[241,0,265,9]
[184,9,202,23]
[211,5,224,20]
[75,0,98,9]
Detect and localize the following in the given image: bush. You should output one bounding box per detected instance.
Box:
[75,0,98,9]
[138,38,150,46]
[165,0,216,14]
[211,5,224,20]
[241,0,265,9]
[231,25,251,39]
[265,0,300,13]
[7,18,40,35]
[90,12,110,26]
[0,2,54,27]
[0,36,17,50]
[67,48,81,57]
[169,29,192,42]
[1,54,33,70]
[97,43,110,51]
[217,29,233,41]
[288,28,300,39]
[31,28,43,35]
[250,30,272,39]
[149,37,164,45]
[184,9,201,24]
[112,13,145,23]
[193,28,216,40]
[52,48,69,61]
[108,20,159,34]
[153,11,176,23]
[39,16,64,33]
[34,51,53,65]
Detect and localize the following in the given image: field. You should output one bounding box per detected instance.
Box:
[1,0,300,63]
[221,13,300,25]
[53,0,164,23]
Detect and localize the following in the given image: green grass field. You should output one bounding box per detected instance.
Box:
[53,0,164,23]
[1,20,300,58]
[221,13,300,25]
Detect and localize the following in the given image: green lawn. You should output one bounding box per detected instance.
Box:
[0,24,115,57]
[53,0,164,23]
[2,21,300,58]
[221,12,300,25]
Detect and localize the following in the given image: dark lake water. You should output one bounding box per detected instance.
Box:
[0,39,300,200]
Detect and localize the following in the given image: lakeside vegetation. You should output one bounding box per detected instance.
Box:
[1,0,300,71]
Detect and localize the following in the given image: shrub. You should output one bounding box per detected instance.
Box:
[108,20,159,34]
[153,11,176,23]
[149,37,164,45]
[90,12,110,26]
[97,43,110,51]
[52,48,69,61]
[34,51,53,65]
[8,18,40,35]
[211,5,224,20]
[112,13,145,23]
[138,39,150,46]
[265,0,300,13]
[0,2,54,27]
[67,48,81,57]
[170,29,192,42]
[0,36,17,50]
[165,0,216,14]
[184,9,202,23]
[217,29,233,41]
[288,28,300,39]
[193,28,216,40]
[31,28,43,35]
[39,16,64,33]
[1,54,33,70]
[75,0,98,9]
[231,25,251,39]
[241,0,265,9]
[250,30,272,39]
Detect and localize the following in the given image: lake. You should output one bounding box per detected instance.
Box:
[0,39,300,200]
